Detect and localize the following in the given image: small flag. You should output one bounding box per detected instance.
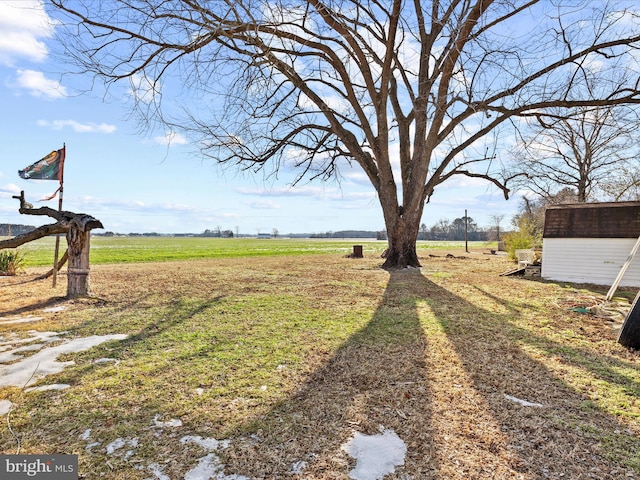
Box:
[19,147,65,181]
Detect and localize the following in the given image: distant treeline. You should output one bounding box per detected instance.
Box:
[0,224,35,236]
[96,216,506,240]
[300,218,502,241]
[304,230,491,241]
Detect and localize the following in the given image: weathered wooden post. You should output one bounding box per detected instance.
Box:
[1,191,103,298]
[66,226,93,297]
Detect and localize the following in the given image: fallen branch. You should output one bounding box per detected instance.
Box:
[35,251,69,280]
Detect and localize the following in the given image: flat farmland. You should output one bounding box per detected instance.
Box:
[8,235,494,266]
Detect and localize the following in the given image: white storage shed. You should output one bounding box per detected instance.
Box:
[541,202,640,287]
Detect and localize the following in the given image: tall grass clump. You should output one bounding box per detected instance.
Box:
[503,218,542,261]
[0,250,25,275]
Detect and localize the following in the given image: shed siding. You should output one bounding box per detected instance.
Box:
[541,238,640,286]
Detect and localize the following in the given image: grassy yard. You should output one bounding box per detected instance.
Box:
[0,244,639,479]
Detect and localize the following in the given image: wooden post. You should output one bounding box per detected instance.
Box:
[52,144,66,288]
[52,187,63,288]
[66,227,92,298]
[464,209,469,253]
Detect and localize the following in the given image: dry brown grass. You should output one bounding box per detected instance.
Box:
[1,249,639,479]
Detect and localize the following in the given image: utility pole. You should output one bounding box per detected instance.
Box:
[464,209,469,253]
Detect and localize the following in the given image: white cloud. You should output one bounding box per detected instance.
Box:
[154,131,188,146]
[76,196,212,217]
[0,1,54,66]
[0,183,21,195]
[341,170,371,187]
[246,199,280,210]
[297,91,350,113]
[37,119,116,133]
[13,69,66,99]
[236,185,327,198]
[76,195,145,211]
[439,174,493,190]
[235,184,377,207]
[128,73,161,104]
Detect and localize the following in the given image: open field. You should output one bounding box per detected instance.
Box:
[0,244,639,479]
[3,236,495,267]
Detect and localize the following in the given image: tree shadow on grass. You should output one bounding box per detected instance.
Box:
[57,294,228,385]
[425,275,640,479]
[219,269,437,478]
[474,285,640,403]
[221,269,640,479]
[0,297,68,317]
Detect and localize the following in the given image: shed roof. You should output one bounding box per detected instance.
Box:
[543,202,640,238]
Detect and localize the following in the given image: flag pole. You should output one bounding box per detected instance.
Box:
[52,144,65,288]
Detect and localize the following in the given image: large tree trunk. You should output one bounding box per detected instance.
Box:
[382,219,421,269]
[377,151,427,269]
[380,199,423,269]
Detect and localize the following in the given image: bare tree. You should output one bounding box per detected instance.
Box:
[48,0,640,268]
[509,105,639,202]
[512,188,579,236]
[489,214,505,242]
[430,219,451,241]
[601,163,640,201]
[419,223,428,240]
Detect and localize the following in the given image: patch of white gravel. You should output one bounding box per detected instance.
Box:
[0,334,128,387]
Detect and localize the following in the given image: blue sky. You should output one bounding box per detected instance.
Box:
[0,1,522,236]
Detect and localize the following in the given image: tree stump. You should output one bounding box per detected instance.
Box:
[67,227,93,297]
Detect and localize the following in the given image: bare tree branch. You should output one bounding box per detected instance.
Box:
[0,224,67,250]
[47,0,640,267]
